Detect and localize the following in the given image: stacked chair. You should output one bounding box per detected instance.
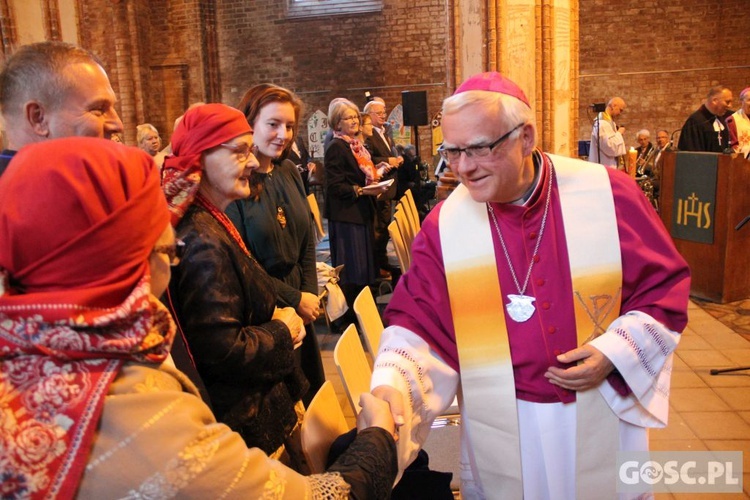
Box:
[388,189,422,274]
[300,380,349,473]
[334,288,462,493]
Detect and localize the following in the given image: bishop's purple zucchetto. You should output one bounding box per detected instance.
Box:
[454,72,530,108]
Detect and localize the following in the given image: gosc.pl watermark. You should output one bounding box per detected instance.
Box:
[617,451,743,493]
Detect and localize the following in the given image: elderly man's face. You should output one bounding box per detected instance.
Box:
[368,103,387,128]
[637,135,650,148]
[45,62,124,140]
[656,131,669,148]
[441,102,534,204]
[609,99,626,118]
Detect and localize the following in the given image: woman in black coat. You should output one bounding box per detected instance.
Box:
[324,98,390,306]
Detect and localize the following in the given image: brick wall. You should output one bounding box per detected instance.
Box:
[79,0,208,145]
[578,0,750,151]
[216,0,450,159]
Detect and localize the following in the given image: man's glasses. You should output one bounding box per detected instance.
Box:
[152,239,185,266]
[438,123,524,163]
[219,142,258,162]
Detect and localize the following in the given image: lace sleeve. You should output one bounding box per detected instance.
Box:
[307,472,350,499]
[325,427,397,499]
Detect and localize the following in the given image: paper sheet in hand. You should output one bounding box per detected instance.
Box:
[363,178,394,192]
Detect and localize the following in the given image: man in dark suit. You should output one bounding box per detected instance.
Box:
[364,98,403,279]
[677,86,733,152]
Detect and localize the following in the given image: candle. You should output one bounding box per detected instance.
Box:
[627,148,637,178]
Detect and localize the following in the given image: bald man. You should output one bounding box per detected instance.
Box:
[588,97,627,168]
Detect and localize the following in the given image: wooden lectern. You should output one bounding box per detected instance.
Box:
[660,151,750,303]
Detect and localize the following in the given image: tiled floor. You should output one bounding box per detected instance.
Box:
[313,299,750,498]
[650,301,750,499]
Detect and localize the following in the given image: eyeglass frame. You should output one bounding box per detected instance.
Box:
[218,142,257,162]
[437,123,525,163]
[152,239,185,267]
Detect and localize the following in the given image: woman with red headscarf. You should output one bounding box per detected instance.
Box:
[0,136,397,498]
[162,103,310,468]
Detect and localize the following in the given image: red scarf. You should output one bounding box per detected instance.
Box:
[334,131,378,185]
[0,138,173,498]
[195,192,253,259]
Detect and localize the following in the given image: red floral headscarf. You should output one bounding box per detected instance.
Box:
[0,137,173,498]
[161,103,252,226]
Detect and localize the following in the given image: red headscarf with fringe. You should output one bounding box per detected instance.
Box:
[0,137,173,498]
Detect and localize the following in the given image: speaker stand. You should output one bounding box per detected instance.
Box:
[710,214,750,376]
[412,125,420,160]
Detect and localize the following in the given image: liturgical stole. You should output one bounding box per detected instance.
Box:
[440,154,622,499]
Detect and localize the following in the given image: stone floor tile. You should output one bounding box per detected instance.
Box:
[713,387,750,411]
[670,387,730,412]
[676,349,733,369]
[671,369,709,389]
[675,335,713,350]
[651,411,699,441]
[680,412,750,440]
[701,333,750,351]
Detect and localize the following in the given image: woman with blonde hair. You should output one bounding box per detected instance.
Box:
[324,98,390,310]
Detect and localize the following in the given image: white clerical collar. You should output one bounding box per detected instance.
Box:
[510,151,543,206]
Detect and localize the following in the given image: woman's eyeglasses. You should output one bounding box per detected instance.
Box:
[152,239,185,266]
[219,142,258,162]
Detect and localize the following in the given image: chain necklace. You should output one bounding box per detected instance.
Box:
[486,161,554,322]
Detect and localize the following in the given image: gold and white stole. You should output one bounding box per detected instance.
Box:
[440,154,622,499]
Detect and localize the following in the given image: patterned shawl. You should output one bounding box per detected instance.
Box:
[333,131,378,185]
[0,138,173,499]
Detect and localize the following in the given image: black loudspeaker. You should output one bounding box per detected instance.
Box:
[402,90,428,126]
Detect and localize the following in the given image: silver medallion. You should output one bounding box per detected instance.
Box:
[506,294,536,322]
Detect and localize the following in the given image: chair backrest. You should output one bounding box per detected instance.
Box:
[307,193,325,241]
[402,189,421,233]
[301,380,350,474]
[353,286,385,360]
[333,323,373,415]
[393,203,415,243]
[388,219,410,272]
[396,201,417,244]
[393,208,414,252]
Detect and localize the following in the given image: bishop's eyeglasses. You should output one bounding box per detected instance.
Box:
[437,123,524,163]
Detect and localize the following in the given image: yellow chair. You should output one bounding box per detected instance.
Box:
[401,189,421,233]
[333,323,373,415]
[307,193,325,242]
[388,220,410,272]
[393,208,414,251]
[301,380,350,473]
[353,286,384,363]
